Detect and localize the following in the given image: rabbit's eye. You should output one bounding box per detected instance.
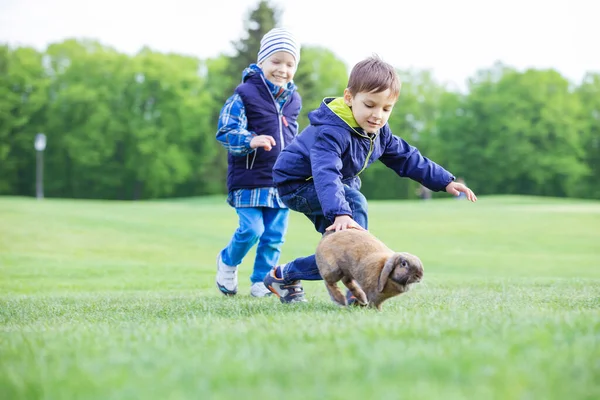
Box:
[401,260,408,268]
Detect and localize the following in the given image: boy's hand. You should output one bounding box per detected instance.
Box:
[446,181,478,202]
[250,135,276,151]
[326,215,366,232]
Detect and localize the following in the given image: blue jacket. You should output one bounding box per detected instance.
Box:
[272,97,455,221]
[221,66,301,192]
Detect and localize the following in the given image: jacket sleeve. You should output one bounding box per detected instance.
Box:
[215,93,254,156]
[310,128,353,221]
[379,130,455,192]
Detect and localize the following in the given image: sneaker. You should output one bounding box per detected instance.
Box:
[346,289,358,306]
[250,282,272,298]
[263,266,307,303]
[346,289,366,307]
[216,254,238,296]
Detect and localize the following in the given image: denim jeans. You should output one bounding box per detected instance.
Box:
[220,207,289,283]
[279,181,368,281]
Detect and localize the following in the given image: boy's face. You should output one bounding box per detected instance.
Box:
[343,88,397,134]
[258,51,297,86]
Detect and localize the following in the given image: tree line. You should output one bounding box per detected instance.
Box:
[1,1,598,200]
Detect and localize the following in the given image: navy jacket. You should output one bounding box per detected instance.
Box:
[272,97,455,222]
[227,71,301,191]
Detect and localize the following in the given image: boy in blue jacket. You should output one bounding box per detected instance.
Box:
[264,55,476,303]
[215,28,301,298]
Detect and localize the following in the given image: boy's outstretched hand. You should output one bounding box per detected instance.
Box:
[326,215,366,232]
[250,135,276,151]
[446,181,478,202]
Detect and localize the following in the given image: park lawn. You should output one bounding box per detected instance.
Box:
[0,195,599,399]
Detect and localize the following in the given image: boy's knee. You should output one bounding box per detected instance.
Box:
[238,223,265,241]
[347,191,368,212]
[354,197,368,212]
[345,189,368,229]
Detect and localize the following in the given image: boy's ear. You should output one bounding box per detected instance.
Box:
[343,89,353,107]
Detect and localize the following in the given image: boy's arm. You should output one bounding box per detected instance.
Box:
[215,94,254,156]
[310,129,354,221]
[379,131,455,192]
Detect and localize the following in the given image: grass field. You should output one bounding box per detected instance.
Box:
[1,195,599,399]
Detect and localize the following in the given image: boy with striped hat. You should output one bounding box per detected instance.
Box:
[215,28,302,298]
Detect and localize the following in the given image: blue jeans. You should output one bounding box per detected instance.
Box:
[220,207,289,283]
[278,181,368,281]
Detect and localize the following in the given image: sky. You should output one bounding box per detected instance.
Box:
[1,0,598,91]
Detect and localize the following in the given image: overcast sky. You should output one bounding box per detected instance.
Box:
[1,0,598,90]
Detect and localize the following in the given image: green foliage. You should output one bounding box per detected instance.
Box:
[575,73,600,199]
[0,45,49,194]
[31,40,221,199]
[117,49,210,199]
[0,1,598,200]
[294,46,348,129]
[438,64,588,197]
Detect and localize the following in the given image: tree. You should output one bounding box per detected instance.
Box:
[44,40,127,198]
[41,40,215,199]
[116,48,215,199]
[224,0,280,99]
[293,46,348,129]
[439,65,588,197]
[0,45,49,195]
[575,73,600,198]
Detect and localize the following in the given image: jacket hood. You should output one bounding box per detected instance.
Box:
[241,64,264,82]
[241,64,297,98]
[308,97,365,136]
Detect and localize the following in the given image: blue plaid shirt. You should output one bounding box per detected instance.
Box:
[217,64,299,208]
[226,187,286,208]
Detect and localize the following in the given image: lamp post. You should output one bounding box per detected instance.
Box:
[34,133,47,200]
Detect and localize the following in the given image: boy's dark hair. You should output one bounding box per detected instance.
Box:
[346,55,401,98]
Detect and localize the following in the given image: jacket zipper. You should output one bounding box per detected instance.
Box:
[247,77,290,170]
[356,134,375,176]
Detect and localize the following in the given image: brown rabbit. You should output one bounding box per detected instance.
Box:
[315,229,424,311]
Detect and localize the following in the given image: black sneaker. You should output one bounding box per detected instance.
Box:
[346,289,358,306]
[263,267,307,303]
[346,289,367,307]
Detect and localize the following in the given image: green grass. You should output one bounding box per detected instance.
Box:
[1,195,599,399]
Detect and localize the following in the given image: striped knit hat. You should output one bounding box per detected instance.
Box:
[257,28,300,65]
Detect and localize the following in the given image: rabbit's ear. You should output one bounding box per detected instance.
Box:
[378,254,399,292]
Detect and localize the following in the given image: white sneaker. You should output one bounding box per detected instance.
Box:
[250,282,272,298]
[216,254,238,296]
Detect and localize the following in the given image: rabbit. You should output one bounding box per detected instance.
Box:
[315,229,424,311]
